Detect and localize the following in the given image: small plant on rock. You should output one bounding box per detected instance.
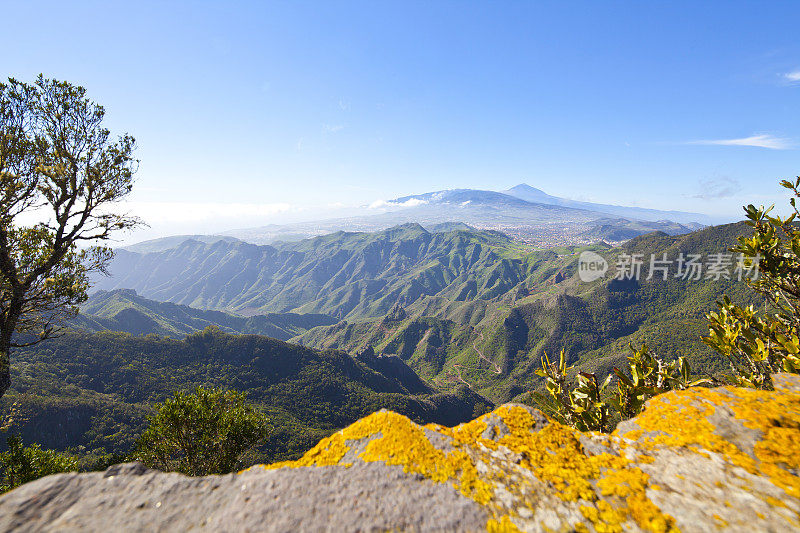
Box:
[535,350,612,432]
[536,344,712,432]
[610,344,713,420]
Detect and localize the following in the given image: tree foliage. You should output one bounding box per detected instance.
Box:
[133,386,269,476]
[0,75,140,398]
[703,178,800,388]
[536,345,711,432]
[0,434,78,492]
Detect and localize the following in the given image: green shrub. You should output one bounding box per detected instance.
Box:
[609,344,712,420]
[703,177,800,388]
[535,349,612,432]
[133,386,268,476]
[0,435,79,492]
[536,345,712,432]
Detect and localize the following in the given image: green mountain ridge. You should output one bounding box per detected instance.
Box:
[94,224,533,320]
[581,217,695,241]
[74,289,336,340]
[292,222,760,402]
[122,235,243,254]
[3,328,493,463]
[93,222,758,404]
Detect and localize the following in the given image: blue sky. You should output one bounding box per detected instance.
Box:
[3,1,799,240]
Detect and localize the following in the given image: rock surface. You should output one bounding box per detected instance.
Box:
[1,375,799,532]
[0,461,487,532]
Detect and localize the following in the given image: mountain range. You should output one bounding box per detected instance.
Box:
[93,220,757,402]
[289,222,757,399]
[213,184,709,247]
[97,224,533,319]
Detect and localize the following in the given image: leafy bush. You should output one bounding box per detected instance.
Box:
[133,386,268,476]
[536,345,711,432]
[0,434,79,492]
[609,345,712,419]
[535,349,612,432]
[703,177,800,388]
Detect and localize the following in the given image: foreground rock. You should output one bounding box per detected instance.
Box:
[1,375,799,532]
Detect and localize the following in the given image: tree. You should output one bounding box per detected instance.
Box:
[133,386,269,476]
[704,177,800,388]
[0,75,140,399]
[0,434,79,493]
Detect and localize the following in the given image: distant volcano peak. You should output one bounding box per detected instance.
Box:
[508,183,546,193]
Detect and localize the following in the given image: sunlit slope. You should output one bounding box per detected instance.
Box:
[74,289,335,340]
[295,222,759,401]
[95,224,535,319]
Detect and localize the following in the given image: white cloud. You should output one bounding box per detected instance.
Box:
[784,70,800,82]
[686,134,793,150]
[404,198,428,207]
[323,124,345,133]
[368,198,428,209]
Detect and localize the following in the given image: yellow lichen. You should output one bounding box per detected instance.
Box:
[261,410,493,505]
[486,515,522,533]
[264,431,350,469]
[450,405,677,532]
[253,383,799,532]
[620,385,800,502]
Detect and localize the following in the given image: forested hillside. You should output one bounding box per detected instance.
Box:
[92,225,535,319]
[2,329,492,463]
[294,222,759,401]
[87,222,757,403]
[74,289,336,339]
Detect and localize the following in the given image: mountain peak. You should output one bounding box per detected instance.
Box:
[508,183,546,194]
[380,223,429,239]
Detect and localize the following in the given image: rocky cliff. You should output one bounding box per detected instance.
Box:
[1,375,798,532]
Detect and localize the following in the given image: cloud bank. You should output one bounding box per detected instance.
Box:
[368,198,428,209]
